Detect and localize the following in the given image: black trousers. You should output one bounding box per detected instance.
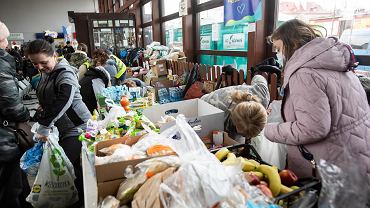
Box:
[59,136,84,207]
[0,159,32,208]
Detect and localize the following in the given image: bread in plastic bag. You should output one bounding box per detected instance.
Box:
[26,129,78,208]
[98,195,120,208]
[132,167,177,208]
[158,115,254,208]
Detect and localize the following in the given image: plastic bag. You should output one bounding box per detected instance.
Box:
[317,158,368,208]
[98,195,120,208]
[267,100,283,123]
[20,142,43,177]
[252,134,287,169]
[158,115,243,208]
[26,129,78,208]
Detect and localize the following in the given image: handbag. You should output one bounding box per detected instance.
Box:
[0,120,34,153]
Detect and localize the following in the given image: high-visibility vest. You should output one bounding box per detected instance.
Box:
[111,55,126,79]
[82,60,91,69]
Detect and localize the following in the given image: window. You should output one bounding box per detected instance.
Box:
[142,1,152,23]
[164,18,183,49]
[200,55,248,71]
[198,0,212,4]
[199,6,248,51]
[143,26,153,47]
[278,0,370,69]
[162,0,181,16]
[120,0,124,7]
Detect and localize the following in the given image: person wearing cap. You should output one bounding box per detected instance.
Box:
[0,20,32,208]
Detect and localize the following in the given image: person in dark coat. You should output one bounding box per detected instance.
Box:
[79,49,111,113]
[0,20,32,208]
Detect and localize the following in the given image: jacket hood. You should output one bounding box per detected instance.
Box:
[55,58,78,74]
[283,37,352,88]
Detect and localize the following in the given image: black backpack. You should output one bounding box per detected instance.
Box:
[251,57,282,85]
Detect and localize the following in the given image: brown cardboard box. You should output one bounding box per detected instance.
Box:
[202,131,238,148]
[151,60,168,77]
[97,178,124,199]
[95,136,148,183]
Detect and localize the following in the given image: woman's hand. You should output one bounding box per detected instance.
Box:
[36,133,48,142]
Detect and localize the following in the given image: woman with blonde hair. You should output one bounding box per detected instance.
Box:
[264,19,370,203]
[201,74,269,140]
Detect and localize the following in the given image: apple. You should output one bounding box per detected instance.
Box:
[244,172,260,185]
[257,184,273,198]
[279,169,298,187]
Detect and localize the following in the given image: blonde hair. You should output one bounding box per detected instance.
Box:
[231,91,267,139]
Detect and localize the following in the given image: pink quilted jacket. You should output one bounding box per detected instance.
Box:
[265,38,370,194]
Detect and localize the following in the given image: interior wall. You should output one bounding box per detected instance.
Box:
[0,0,98,42]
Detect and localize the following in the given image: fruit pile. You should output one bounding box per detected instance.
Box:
[214,148,299,199]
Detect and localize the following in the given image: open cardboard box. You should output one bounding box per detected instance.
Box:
[151,59,168,77]
[202,131,238,148]
[95,136,148,183]
[143,99,224,137]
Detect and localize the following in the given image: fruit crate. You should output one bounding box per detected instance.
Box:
[211,143,322,208]
[273,178,321,207]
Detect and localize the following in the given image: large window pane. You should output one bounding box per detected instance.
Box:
[143,26,153,47]
[164,18,183,49]
[278,0,370,59]
[200,55,248,71]
[162,0,181,16]
[199,6,248,51]
[142,1,152,23]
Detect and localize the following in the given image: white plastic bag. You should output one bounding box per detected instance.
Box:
[267,100,284,123]
[252,134,287,169]
[159,115,242,208]
[26,129,78,208]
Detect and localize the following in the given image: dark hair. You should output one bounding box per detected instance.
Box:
[44,35,54,44]
[77,43,88,53]
[66,41,71,45]
[26,39,54,56]
[92,49,109,66]
[269,19,322,64]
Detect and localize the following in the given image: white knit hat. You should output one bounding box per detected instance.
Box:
[0,21,10,42]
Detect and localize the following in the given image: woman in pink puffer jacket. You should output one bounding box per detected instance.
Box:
[264,19,370,202]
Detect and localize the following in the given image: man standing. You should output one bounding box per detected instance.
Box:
[0,21,32,208]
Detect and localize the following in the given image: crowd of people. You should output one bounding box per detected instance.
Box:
[0,18,369,208]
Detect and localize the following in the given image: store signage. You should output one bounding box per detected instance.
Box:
[223,33,245,49]
[212,23,220,41]
[224,0,262,26]
[8,33,24,40]
[200,36,211,49]
[179,0,188,16]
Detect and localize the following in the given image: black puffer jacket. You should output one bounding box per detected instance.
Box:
[0,49,30,162]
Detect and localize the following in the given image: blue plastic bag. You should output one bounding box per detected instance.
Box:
[20,142,43,176]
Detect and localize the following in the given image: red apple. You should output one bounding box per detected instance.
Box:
[279,169,298,187]
[257,184,273,198]
[244,172,260,185]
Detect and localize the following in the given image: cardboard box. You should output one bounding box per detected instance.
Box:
[151,60,168,77]
[97,178,124,199]
[143,99,224,137]
[95,136,148,183]
[202,131,238,148]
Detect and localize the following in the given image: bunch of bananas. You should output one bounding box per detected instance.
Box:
[214,148,298,198]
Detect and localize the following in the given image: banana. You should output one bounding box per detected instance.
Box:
[214,148,230,161]
[249,171,264,180]
[279,185,294,195]
[247,159,260,167]
[222,153,237,166]
[241,159,257,171]
[256,164,282,197]
[290,186,300,190]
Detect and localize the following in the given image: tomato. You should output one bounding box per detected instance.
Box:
[123,105,130,111]
[120,96,130,107]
